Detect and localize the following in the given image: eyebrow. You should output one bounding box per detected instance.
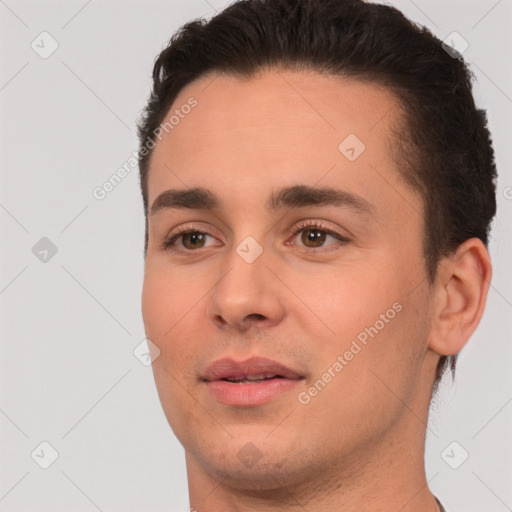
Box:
[149,184,374,216]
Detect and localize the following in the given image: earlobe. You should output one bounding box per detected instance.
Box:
[428,238,492,357]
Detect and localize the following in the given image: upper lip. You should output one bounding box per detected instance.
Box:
[202,356,304,381]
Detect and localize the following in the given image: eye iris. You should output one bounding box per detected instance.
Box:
[183,232,205,249]
[301,229,326,247]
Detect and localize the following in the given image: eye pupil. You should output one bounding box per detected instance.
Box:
[301,229,326,247]
[183,232,205,249]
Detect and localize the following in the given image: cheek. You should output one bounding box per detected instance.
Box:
[142,268,191,389]
[142,264,166,332]
[305,257,426,390]
[339,285,429,407]
[299,294,429,448]
[142,263,196,337]
[292,261,401,339]
[142,266,207,434]
[142,264,210,371]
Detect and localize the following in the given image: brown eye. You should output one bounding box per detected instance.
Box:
[163,228,217,251]
[289,221,351,252]
[181,232,206,249]
[301,229,327,247]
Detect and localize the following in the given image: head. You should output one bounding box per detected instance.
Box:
[137,0,496,496]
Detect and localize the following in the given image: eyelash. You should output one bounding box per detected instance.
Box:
[162,221,350,253]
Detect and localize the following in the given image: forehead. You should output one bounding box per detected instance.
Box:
[147,69,417,222]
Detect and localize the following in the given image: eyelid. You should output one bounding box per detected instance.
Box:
[162,220,351,252]
[162,223,220,251]
[288,220,349,238]
[286,220,351,250]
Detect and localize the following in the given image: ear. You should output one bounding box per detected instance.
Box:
[428,238,492,356]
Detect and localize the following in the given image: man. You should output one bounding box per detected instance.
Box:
[137,0,497,510]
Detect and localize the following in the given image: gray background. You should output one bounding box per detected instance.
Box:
[0,0,511,510]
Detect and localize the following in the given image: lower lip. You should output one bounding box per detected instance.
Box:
[205,378,303,406]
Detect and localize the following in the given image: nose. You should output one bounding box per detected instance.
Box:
[206,244,286,332]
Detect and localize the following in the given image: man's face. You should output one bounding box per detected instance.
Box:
[142,70,439,489]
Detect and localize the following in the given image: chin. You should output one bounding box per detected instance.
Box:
[188,438,319,492]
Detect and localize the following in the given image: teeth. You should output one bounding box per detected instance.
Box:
[230,379,266,384]
[247,373,277,381]
[226,373,278,383]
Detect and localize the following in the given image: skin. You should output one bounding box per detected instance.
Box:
[141,69,492,511]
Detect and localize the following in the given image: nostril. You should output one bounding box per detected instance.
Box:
[248,313,266,321]
[214,314,228,326]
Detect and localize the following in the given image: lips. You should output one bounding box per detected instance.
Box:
[202,356,304,406]
[202,356,303,382]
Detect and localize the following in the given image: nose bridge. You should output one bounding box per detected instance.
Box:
[207,237,284,329]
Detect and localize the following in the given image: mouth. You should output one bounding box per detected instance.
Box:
[202,356,304,406]
[202,356,303,381]
[220,373,289,384]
